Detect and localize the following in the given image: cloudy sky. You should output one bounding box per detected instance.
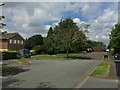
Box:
[1,1,118,44]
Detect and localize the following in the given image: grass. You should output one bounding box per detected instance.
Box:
[2,66,29,76]
[102,52,110,60]
[31,53,83,60]
[91,61,110,78]
[11,58,31,64]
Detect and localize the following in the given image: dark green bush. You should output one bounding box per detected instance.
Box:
[2,51,18,60]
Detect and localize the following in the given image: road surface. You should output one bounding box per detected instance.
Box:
[3,59,101,88]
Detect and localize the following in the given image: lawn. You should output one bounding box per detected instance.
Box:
[91,61,110,78]
[11,59,31,64]
[1,66,29,76]
[31,53,83,60]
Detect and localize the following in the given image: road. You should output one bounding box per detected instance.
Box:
[3,59,101,88]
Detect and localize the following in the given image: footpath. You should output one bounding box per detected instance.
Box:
[80,52,119,89]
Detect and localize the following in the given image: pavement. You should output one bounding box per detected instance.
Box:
[2,60,102,88]
[79,52,119,89]
[2,52,120,89]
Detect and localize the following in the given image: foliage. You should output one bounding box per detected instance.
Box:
[44,27,55,54]
[24,34,43,50]
[2,51,18,60]
[30,50,36,55]
[32,45,44,54]
[44,18,87,56]
[109,23,120,54]
[84,40,106,49]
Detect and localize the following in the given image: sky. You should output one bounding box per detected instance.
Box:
[1,1,119,45]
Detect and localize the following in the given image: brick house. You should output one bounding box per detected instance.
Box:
[92,46,106,52]
[0,31,25,51]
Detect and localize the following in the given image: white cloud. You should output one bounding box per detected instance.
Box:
[81,4,90,14]
[88,8,118,44]
[2,2,118,44]
[45,25,51,30]
[73,18,81,24]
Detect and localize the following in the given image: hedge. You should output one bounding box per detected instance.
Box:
[2,51,18,60]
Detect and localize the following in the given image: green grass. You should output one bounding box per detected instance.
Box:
[2,66,28,76]
[11,59,31,64]
[102,52,110,60]
[31,53,83,60]
[2,66,19,72]
[91,61,110,78]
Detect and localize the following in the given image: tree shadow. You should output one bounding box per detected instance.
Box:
[67,56,93,60]
[2,65,30,76]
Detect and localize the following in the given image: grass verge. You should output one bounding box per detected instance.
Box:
[91,61,110,78]
[31,53,83,60]
[11,59,31,64]
[1,66,29,76]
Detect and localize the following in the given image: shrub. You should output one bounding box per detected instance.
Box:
[32,45,44,54]
[30,50,36,55]
[2,51,18,60]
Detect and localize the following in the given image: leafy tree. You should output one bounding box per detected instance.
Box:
[109,23,120,54]
[45,18,87,57]
[44,27,55,54]
[32,45,44,54]
[24,34,43,50]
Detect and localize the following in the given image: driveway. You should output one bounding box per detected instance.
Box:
[3,59,101,88]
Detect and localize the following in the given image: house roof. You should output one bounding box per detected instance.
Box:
[0,32,25,40]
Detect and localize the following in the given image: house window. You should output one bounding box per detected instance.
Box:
[21,40,23,44]
[17,40,20,44]
[9,39,12,44]
[14,40,17,44]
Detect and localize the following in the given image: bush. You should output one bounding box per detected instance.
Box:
[32,45,44,54]
[23,54,31,58]
[2,51,18,60]
[30,50,36,55]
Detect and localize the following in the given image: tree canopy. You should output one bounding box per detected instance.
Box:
[109,23,120,54]
[44,18,87,56]
[24,34,43,50]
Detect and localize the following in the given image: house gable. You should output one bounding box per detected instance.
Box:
[0,32,25,51]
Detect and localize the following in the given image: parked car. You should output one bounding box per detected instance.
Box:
[114,53,120,77]
[86,48,93,53]
[114,53,120,60]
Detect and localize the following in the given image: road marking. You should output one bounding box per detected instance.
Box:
[74,61,103,88]
[74,75,90,88]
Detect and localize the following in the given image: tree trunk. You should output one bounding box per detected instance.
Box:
[66,49,69,58]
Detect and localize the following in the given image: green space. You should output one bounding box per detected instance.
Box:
[11,59,31,64]
[91,61,110,78]
[31,53,83,60]
[2,66,29,76]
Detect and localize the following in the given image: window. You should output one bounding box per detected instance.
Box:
[9,39,12,44]
[21,40,23,44]
[17,40,20,44]
[14,40,16,44]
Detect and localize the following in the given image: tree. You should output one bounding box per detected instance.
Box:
[109,23,120,54]
[45,18,87,57]
[44,27,55,54]
[24,34,43,50]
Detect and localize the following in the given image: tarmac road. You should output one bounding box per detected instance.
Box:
[3,59,101,88]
